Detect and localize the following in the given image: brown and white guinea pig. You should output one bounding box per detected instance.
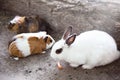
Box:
[8,31,55,59]
[8,15,52,34]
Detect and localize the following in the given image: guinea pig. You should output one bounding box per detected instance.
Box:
[8,15,52,34]
[8,31,55,59]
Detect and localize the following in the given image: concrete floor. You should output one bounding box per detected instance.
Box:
[0,12,120,80]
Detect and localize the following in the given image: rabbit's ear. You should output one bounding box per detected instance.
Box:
[66,33,77,46]
[62,26,72,40]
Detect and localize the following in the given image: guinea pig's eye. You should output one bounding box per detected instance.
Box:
[56,48,63,54]
[11,23,15,26]
[50,39,52,43]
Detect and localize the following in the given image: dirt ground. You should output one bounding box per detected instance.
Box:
[0,11,120,80]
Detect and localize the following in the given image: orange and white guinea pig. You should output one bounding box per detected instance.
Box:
[8,31,55,59]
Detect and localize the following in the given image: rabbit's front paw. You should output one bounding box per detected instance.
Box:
[82,64,94,69]
[70,63,79,67]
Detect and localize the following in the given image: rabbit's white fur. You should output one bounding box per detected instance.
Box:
[51,27,120,69]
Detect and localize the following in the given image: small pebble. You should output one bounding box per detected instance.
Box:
[48,63,51,66]
[38,68,42,70]
[25,70,32,73]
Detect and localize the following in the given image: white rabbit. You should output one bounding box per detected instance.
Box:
[50,26,120,69]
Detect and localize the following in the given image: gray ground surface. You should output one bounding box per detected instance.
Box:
[0,12,120,80]
[1,0,120,80]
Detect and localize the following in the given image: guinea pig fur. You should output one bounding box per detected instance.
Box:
[8,15,52,34]
[8,31,55,58]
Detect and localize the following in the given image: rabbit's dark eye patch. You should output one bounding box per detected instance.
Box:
[56,48,63,54]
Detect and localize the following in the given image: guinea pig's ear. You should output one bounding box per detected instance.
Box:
[24,16,29,22]
[65,33,77,46]
[18,16,25,24]
[44,36,48,43]
[62,26,72,40]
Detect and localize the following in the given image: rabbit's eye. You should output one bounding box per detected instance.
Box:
[56,48,63,54]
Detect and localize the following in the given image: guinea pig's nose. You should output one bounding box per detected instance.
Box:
[8,22,12,25]
[8,23,12,29]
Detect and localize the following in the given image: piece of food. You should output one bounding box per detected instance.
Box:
[57,62,63,70]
